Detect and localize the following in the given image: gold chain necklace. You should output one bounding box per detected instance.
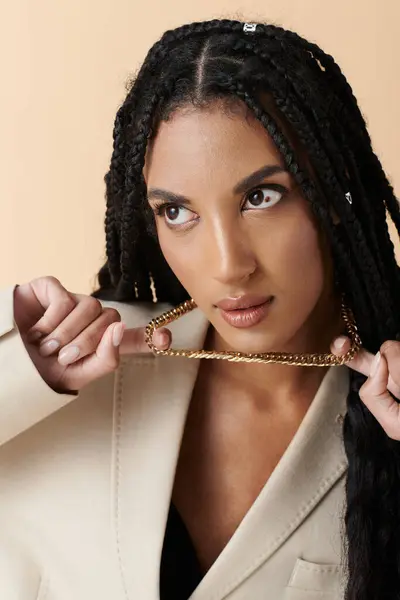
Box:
[145,294,362,367]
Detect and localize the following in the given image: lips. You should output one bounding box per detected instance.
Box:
[216,295,272,311]
[215,295,274,329]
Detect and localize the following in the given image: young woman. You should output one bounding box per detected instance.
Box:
[0,17,399,600]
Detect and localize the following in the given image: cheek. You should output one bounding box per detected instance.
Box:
[157,231,198,294]
[263,215,325,293]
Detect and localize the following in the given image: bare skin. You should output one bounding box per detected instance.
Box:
[172,357,325,573]
[143,99,345,572]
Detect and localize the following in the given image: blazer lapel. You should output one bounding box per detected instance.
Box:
[111,305,209,600]
[111,298,350,600]
[190,364,350,600]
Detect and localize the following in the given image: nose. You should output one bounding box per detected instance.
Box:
[206,221,257,287]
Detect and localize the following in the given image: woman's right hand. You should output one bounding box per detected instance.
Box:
[13,276,172,394]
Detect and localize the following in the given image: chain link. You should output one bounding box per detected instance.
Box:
[145,295,362,367]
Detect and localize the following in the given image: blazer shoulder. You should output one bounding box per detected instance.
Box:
[98,298,173,330]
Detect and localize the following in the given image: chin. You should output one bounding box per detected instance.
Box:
[215,321,285,355]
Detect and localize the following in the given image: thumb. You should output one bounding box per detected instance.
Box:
[357,351,400,438]
[331,335,399,398]
[119,326,171,355]
[331,335,372,377]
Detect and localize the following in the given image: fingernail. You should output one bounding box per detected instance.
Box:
[333,336,347,351]
[370,351,381,378]
[27,330,44,343]
[155,330,169,349]
[39,339,61,356]
[112,323,125,347]
[58,345,80,366]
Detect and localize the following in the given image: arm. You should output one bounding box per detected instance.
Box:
[0,285,79,446]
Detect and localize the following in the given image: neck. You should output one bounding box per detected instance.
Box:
[203,295,344,407]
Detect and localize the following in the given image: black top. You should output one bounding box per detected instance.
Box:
[160,502,203,600]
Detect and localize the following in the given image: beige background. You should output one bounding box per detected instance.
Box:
[0,0,398,294]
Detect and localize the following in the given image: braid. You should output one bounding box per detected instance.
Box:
[117,90,162,301]
[103,104,127,287]
[223,42,393,342]
[91,18,400,599]
[256,41,397,339]
[247,29,400,297]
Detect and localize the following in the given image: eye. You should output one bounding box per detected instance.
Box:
[243,185,285,211]
[152,202,198,227]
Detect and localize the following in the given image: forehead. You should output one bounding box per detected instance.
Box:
[143,102,286,189]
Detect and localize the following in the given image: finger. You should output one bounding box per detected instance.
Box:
[331,335,372,376]
[358,352,400,440]
[331,335,351,356]
[36,296,106,357]
[331,335,399,398]
[380,340,400,392]
[60,322,124,389]
[119,326,171,355]
[26,279,77,341]
[15,279,75,332]
[55,307,122,366]
[13,283,45,333]
[152,328,172,350]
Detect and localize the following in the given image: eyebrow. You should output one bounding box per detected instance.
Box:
[146,164,288,206]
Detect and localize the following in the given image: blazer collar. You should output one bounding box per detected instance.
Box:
[111,304,349,600]
[112,305,209,600]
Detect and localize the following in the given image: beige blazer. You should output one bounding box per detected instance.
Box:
[0,283,350,600]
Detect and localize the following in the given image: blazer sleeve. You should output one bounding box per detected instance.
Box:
[0,284,79,446]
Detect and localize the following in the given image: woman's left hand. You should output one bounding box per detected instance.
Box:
[331,336,400,440]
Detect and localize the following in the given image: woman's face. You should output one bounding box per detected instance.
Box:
[143,100,339,355]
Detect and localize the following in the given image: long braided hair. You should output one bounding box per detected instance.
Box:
[91,19,400,599]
